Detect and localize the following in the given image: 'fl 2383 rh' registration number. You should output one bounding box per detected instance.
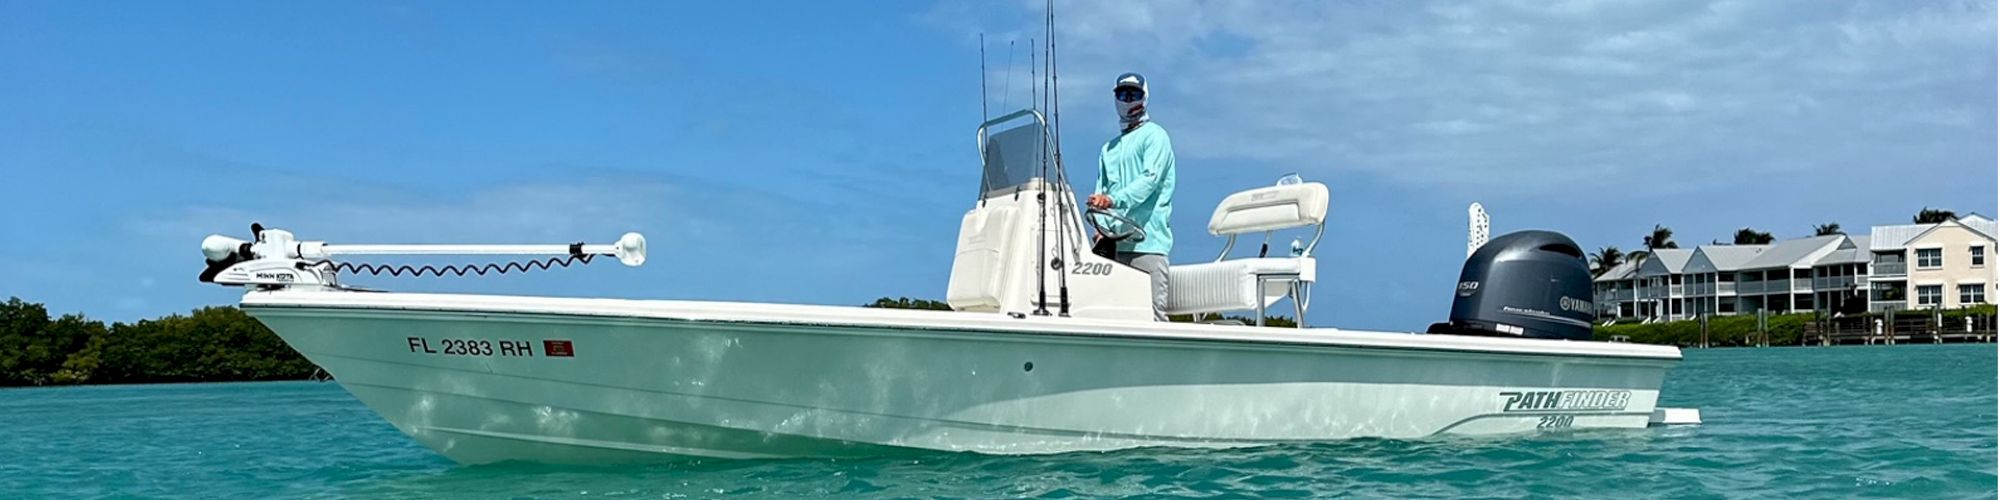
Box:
[406,337,575,357]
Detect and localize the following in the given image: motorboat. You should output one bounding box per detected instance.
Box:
[198,109,1698,464]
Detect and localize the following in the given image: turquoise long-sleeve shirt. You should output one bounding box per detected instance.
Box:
[1094,121,1175,255]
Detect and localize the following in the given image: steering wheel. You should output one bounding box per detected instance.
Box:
[1085,207,1147,244]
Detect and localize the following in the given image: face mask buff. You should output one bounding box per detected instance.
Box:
[1114,72,1148,126]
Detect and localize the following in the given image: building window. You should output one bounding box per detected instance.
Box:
[1873,283,1905,302]
[1917,285,1943,306]
[1973,246,1986,267]
[1916,248,1943,268]
[1720,273,1735,282]
[1962,284,1986,304]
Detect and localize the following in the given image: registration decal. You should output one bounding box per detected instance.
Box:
[406,337,567,357]
[543,339,575,358]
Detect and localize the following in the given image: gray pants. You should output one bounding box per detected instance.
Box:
[1115,252,1170,321]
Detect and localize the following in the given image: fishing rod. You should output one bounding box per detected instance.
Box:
[1030,36,1050,316]
[979,33,989,123]
[1045,0,1075,316]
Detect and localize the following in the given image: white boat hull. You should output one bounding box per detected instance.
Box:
[247,291,1680,464]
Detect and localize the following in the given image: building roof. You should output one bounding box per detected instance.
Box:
[1593,259,1641,282]
[1864,223,1928,250]
[1871,223,1930,250]
[1814,235,1871,266]
[1903,217,2000,245]
[1740,235,1845,270]
[1872,216,1998,250]
[1686,245,1767,273]
[1636,249,1694,276]
[1960,215,1996,240]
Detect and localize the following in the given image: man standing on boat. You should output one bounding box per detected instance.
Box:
[1088,72,1176,321]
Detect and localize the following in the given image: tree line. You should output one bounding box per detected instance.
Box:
[1588,207,1962,276]
[0,298,316,387]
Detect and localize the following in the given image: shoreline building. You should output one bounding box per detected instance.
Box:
[1730,235,1851,315]
[1593,215,1995,322]
[1683,245,1767,318]
[1634,249,1693,321]
[1594,259,1642,319]
[1869,215,1995,312]
[1810,235,1872,314]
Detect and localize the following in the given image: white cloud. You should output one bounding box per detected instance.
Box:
[934,0,1996,197]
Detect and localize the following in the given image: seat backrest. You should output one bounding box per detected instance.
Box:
[1208,182,1330,236]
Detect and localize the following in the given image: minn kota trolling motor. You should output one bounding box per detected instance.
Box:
[198,223,647,289]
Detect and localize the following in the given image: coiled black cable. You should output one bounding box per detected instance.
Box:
[307,254,599,278]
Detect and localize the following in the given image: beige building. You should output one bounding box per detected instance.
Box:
[1871,215,1996,310]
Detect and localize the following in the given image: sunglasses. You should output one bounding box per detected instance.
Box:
[1115,88,1145,103]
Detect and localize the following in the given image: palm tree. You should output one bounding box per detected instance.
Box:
[1813,223,1843,236]
[1914,207,1956,224]
[1627,225,1675,267]
[1733,227,1775,245]
[1642,225,1678,251]
[1590,246,1625,276]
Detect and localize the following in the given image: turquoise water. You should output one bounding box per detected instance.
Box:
[3,344,1993,499]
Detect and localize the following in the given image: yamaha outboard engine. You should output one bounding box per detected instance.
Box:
[1427,230,1594,341]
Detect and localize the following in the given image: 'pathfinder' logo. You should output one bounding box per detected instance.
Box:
[1499,390,1631,412]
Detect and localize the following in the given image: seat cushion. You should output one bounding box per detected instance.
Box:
[1162,257,1316,315]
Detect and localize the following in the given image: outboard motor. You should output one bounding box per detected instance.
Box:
[1427,230,1594,341]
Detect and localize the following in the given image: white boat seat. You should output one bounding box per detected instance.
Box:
[1163,257,1316,315]
[1159,181,1330,325]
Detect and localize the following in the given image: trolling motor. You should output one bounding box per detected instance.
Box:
[198,223,648,289]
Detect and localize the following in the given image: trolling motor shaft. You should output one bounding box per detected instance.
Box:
[198,224,647,288]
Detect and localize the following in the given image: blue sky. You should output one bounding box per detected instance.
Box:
[1,0,1993,331]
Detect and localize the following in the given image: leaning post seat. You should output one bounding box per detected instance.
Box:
[1162,182,1330,326]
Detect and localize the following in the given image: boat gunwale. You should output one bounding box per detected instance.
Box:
[242,290,1683,362]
